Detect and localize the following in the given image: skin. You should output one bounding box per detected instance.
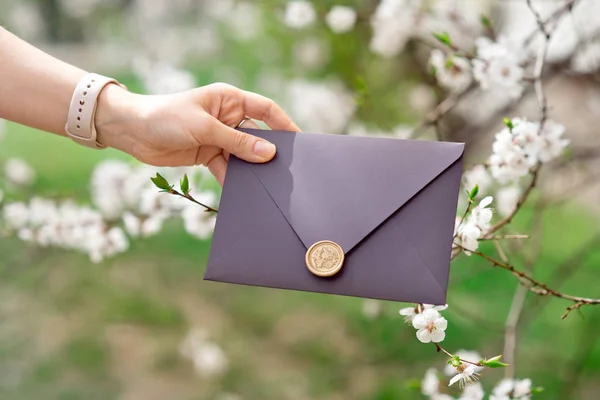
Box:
[0,27,300,186]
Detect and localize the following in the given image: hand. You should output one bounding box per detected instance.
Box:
[95,82,300,185]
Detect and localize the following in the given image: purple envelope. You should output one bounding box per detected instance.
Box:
[204,129,464,304]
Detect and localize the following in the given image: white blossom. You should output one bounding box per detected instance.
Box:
[180,328,228,377]
[444,350,483,376]
[409,84,436,113]
[490,378,532,400]
[489,118,569,183]
[448,364,483,388]
[133,59,196,95]
[456,196,494,255]
[472,36,524,99]
[370,0,420,58]
[422,368,441,397]
[3,202,29,229]
[458,382,485,400]
[180,190,217,239]
[430,50,472,92]
[496,185,521,217]
[4,158,35,186]
[325,6,357,34]
[399,303,448,324]
[284,1,316,29]
[412,309,448,343]
[362,299,382,319]
[462,165,492,196]
[293,39,330,70]
[287,79,356,134]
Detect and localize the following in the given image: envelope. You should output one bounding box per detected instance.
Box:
[204,129,464,304]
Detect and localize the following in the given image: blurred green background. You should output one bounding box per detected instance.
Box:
[2,1,600,399]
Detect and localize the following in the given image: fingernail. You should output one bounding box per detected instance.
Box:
[253,140,276,159]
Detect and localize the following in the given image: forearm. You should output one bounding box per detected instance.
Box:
[0,26,86,136]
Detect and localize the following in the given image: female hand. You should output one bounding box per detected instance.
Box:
[95,82,300,185]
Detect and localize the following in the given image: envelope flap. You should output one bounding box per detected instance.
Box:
[243,129,464,254]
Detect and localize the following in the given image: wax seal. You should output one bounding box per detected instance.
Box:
[305,240,345,277]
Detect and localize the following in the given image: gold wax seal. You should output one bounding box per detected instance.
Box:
[305,240,345,277]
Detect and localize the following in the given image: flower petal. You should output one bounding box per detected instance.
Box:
[433,304,448,311]
[434,316,448,331]
[430,329,446,343]
[479,196,493,208]
[416,329,432,343]
[449,373,462,386]
[422,308,440,322]
[399,307,415,316]
[412,314,427,329]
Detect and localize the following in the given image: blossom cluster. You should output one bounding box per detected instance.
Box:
[422,367,534,400]
[400,304,449,344]
[489,118,569,183]
[2,198,129,263]
[455,196,494,255]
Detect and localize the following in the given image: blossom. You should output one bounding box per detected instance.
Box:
[362,299,382,319]
[182,202,217,240]
[444,350,483,376]
[472,36,524,99]
[370,0,420,58]
[412,309,448,343]
[293,39,330,70]
[284,1,316,29]
[490,378,532,400]
[421,368,454,399]
[462,165,492,196]
[3,202,29,229]
[458,382,485,400]
[399,303,448,324]
[448,364,483,388]
[325,6,356,34]
[179,328,228,377]
[429,50,472,92]
[538,120,570,163]
[287,79,356,134]
[4,158,35,186]
[488,118,569,183]
[133,60,197,95]
[456,196,494,254]
[496,185,521,217]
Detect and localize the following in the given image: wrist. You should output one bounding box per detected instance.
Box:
[95,84,143,154]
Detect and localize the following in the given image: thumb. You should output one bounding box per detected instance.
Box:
[205,118,276,163]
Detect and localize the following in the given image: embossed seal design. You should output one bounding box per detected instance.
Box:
[305,240,345,277]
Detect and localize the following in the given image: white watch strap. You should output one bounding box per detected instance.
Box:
[65,73,120,149]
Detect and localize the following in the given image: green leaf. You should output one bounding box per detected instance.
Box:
[468,184,479,201]
[432,32,452,47]
[150,173,171,191]
[444,57,455,70]
[479,355,509,368]
[531,386,544,395]
[180,174,190,195]
[448,355,461,368]
[503,117,514,131]
[480,14,493,29]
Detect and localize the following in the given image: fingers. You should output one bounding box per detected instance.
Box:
[207,153,228,186]
[203,117,276,163]
[241,90,300,132]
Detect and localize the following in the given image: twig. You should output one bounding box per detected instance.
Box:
[168,189,218,213]
[453,199,473,239]
[523,0,582,48]
[434,343,482,367]
[455,244,600,318]
[485,167,539,236]
[479,234,530,241]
